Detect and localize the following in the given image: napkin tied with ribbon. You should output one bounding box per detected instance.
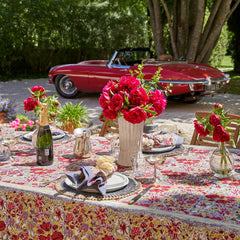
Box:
[66,166,107,196]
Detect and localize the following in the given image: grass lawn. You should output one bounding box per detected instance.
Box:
[219,55,240,95]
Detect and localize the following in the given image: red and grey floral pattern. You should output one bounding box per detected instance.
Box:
[0,133,239,239]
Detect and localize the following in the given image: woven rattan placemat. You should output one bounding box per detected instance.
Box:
[55,176,141,201]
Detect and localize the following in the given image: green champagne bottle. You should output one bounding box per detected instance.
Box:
[36,103,53,166]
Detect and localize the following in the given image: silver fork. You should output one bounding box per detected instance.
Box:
[39,173,65,187]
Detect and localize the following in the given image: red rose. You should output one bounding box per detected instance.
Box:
[0,221,6,231]
[103,108,118,120]
[213,125,230,142]
[118,76,140,92]
[209,114,221,126]
[123,106,147,124]
[109,94,123,111]
[194,120,210,136]
[99,92,110,109]
[129,88,149,106]
[214,103,223,109]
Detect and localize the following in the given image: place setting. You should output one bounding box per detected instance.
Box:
[54,154,141,201]
[18,125,71,146]
[142,130,184,157]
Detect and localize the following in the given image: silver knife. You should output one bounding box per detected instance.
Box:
[128,184,154,205]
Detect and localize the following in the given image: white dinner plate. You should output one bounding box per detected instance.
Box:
[23,129,65,141]
[64,172,129,193]
[142,145,176,153]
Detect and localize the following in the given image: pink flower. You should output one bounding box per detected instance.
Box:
[10,120,20,130]
[194,120,210,137]
[22,124,27,131]
[15,118,20,124]
[209,114,221,126]
[213,125,230,142]
[123,107,147,124]
[118,76,140,92]
[109,94,123,111]
[214,103,223,109]
[27,120,34,126]
[129,88,149,106]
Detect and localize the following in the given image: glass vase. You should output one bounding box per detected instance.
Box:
[209,142,234,178]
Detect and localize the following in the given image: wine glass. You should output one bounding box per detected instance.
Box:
[1,124,16,156]
[144,154,166,182]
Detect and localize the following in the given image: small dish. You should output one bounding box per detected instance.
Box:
[23,130,65,141]
[65,172,129,193]
[143,145,176,153]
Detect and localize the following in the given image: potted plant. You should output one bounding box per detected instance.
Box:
[0,97,16,123]
[56,102,89,134]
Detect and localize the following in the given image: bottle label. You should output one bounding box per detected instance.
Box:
[37,148,53,166]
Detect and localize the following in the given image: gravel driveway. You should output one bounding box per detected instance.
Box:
[0,78,239,144]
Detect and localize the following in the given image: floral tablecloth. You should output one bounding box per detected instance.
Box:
[0,132,240,239]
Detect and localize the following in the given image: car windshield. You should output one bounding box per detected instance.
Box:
[115,49,153,66]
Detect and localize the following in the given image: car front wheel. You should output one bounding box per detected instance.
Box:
[55,75,80,98]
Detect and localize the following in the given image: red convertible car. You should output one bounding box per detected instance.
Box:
[48,48,230,101]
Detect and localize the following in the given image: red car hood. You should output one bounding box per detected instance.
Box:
[157,62,226,80]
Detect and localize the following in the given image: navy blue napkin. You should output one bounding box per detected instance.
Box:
[66,166,107,196]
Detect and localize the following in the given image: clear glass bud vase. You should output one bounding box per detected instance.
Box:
[209,142,234,178]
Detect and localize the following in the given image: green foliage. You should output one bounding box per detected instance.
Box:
[225,71,240,95]
[209,24,231,67]
[0,0,149,78]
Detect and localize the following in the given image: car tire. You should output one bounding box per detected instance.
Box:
[55,75,81,98]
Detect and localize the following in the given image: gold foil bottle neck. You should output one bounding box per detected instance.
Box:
[39,103,49,126]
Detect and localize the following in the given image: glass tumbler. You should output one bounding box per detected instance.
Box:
[131,153,155,184]
[0,142,10,161]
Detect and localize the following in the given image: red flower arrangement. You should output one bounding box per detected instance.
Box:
[99,74,167,124]
[194,103,233,145]
[23,85,60,121]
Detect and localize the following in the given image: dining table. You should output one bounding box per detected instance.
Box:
[0,131,240,239]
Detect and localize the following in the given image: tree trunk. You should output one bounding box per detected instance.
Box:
[147,0,165,57]
[196,0,232,63]
[146,0,240,63]
[187,0,205,62]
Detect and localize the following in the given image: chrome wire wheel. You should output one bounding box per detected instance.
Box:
[55,75,80,98]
